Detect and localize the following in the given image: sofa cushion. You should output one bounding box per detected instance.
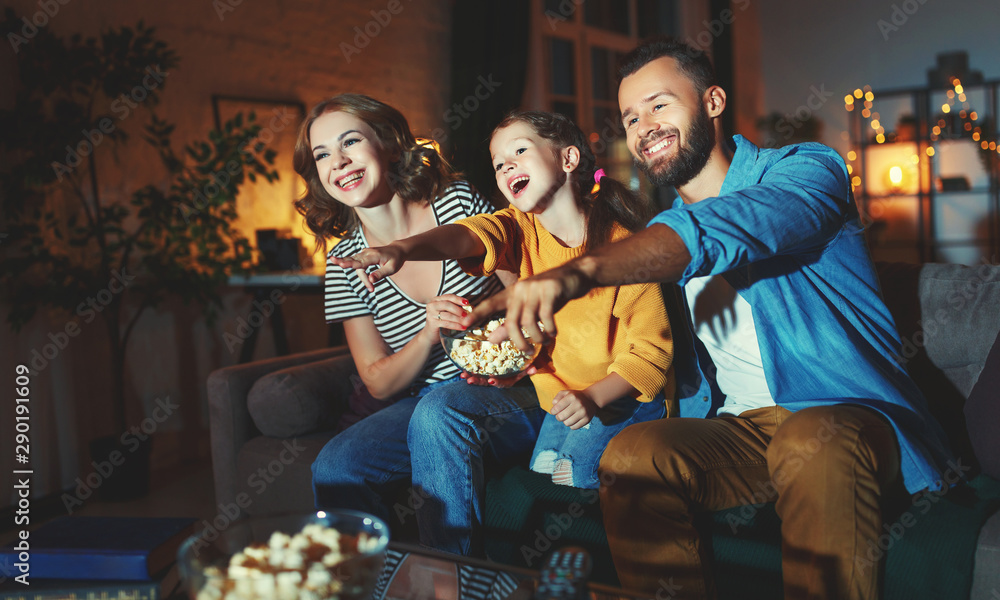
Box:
[247,354,357,438]
[912,262,1000,394]
[235,433,330,516]
[965,328,1000,479]
[876,261,1000,472]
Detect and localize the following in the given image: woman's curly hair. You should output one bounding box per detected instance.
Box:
[293,94,457,253]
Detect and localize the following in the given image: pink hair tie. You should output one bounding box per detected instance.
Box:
[594,168,606,183]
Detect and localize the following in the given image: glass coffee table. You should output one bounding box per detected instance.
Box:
[370,542,647,600]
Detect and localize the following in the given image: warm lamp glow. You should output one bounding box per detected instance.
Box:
[888,166,903,186]
[882,161,917,195]
[854,89,864,99]
[941,104,951,114]
[926,147,935,157]
[847,150,857,161]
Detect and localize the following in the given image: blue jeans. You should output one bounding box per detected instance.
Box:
[312,378,543,557]
[529,394,666,489]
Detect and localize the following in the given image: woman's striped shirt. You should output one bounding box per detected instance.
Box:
[324,180,504,386]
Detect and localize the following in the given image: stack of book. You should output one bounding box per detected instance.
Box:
[0,517,196,600]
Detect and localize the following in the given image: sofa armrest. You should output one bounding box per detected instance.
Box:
[207,346,349,509]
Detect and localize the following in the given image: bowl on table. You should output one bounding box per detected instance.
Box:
[177,510,389,600]
[440,317,543,378]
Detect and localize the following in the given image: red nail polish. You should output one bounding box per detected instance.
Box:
[462,299,470,305]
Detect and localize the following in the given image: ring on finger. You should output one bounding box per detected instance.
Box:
[436,312,442,320]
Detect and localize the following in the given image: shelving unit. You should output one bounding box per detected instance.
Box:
[847,79,1000,265]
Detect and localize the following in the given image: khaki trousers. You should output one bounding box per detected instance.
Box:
[599,404,907,600]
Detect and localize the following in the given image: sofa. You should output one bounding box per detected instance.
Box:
[207,261,1000,598]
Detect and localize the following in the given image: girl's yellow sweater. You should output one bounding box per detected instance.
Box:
[458,207,675,413]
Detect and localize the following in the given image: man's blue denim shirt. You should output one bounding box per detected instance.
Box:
[649,135,954,494]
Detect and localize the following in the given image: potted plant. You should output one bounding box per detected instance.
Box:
[0,10,278,500]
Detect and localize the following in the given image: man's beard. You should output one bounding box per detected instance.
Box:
[634,105,715,189]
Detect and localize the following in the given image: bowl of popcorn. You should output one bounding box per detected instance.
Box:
[177,511,389,600]
[440,317,543,377]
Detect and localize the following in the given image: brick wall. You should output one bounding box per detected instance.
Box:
[1,0,453,501]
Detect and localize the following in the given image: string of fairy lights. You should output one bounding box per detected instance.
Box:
[844,78,1000,195]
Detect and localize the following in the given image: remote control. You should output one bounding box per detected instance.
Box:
[534,546,592,600]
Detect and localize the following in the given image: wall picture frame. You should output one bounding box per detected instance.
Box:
[211,95,310,268]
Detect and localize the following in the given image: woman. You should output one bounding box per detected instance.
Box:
[296,95,543,556]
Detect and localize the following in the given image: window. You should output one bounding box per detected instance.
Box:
[528,0,678,201]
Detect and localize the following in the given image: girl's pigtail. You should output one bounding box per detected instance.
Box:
[584,174,651,253]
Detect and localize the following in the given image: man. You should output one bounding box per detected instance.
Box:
[463,38,954,599]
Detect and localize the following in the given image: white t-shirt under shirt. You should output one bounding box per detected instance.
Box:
[324,180,504,388]
[684,274,776,416]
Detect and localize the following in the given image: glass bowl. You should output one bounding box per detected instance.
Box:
[177,510,389,600]
[440,319,542,378]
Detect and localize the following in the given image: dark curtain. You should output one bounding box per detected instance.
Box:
[447,1,531,202]
[709,0,735,139]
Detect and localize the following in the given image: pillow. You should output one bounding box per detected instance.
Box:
[247,357,353,438]
[964,328,1000,479]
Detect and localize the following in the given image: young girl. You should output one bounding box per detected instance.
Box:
[298,95,539,525]
[333,110,675,490]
